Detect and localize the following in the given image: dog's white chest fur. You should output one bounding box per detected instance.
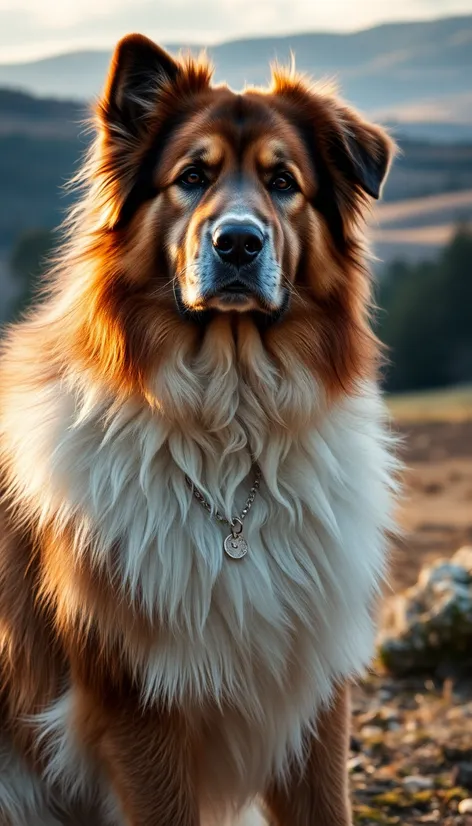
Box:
[2,355,396,807]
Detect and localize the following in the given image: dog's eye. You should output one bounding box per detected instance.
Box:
[178,166,208,189]
[269,172,297,193]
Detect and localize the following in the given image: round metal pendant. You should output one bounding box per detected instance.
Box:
[224,533,248,559]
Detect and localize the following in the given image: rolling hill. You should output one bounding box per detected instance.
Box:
[372,188,472,263]
[0,16,471,141]
[0,90,86,250]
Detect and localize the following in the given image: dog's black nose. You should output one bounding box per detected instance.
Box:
[212,222,264,267]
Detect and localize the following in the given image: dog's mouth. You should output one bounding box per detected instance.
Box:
[211,280,256,307]
[173,280,290,326]
[217,280,251,295]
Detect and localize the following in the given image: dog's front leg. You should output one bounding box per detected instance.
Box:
[263,683,352,826]
[75,681,199,826]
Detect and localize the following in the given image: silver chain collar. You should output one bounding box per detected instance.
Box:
[184,465,262,560]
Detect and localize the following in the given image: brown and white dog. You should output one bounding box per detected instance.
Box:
[0,34,397,826]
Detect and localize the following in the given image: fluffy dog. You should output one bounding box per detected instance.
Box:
[0,34,396,826]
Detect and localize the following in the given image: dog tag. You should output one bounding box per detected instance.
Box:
[224,533,248,559]
[223,518,248,559]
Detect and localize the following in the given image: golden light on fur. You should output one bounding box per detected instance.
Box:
[0,33,397,826]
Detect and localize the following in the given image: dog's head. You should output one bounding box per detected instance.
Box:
[67,34,394,403]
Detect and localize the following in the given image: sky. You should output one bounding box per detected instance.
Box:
[1,0,472,63]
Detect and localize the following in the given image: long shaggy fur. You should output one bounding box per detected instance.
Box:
[0,34,397,826]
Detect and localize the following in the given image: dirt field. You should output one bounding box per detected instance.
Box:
[390,418,472,591]
[351,415,472,826]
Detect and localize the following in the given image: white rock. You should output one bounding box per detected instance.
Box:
[347,756,365,772]
[382,708,400,721]
[378,549,472,676]
[378,689,394,701]
[458,798,472,814]
[360,725,383,738]
[402,775,434,793]
[422,562,469,587]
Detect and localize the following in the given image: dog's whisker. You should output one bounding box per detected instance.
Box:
[280,271,307,305]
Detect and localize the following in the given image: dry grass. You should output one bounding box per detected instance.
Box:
[387,386,472,423]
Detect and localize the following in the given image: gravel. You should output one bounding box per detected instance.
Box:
[351,672,472,825]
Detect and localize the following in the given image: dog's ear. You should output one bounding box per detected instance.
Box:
[333,106,394,200]
[319,109,395,245]
[100,34,180,134]
[93,36,212,229]
[271,70,396,246]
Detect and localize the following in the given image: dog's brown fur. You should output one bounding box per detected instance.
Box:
[265,684,352,825]
[0,33,395,826]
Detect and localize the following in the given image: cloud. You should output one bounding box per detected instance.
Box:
[1,0,472,61]
[0,7,44,45]
[44,0,472,40]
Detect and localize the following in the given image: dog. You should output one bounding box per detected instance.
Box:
[0,33,397,826]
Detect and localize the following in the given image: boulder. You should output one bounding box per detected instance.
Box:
[377,547,472,676]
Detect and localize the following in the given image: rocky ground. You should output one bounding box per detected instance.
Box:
[351,674,472,825]
[350,418,472,826]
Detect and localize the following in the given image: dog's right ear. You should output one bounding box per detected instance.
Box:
[94,35,212,229]
[100,34,180,134]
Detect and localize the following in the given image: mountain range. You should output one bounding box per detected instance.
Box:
[0,15,472,141]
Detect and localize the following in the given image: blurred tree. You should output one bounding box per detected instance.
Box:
[377,225,472,392]
[9,228,55,320]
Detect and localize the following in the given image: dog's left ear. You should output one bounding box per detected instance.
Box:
[336,107,394,200]
[271,71,396,206]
